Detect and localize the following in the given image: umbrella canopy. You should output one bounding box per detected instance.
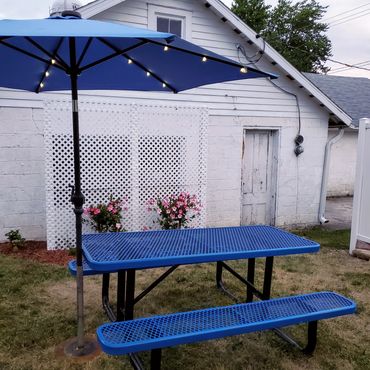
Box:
[0,11,277,356]
[0,15,276,93]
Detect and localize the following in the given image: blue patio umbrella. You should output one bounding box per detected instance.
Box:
[0,10,277,356]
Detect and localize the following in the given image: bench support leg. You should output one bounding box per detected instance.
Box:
[273,320,318,355]
[303,321,318,354]
[150,349,162,370]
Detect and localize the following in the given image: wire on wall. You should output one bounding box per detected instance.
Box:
[236,42,303,155]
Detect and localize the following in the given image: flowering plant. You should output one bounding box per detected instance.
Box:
[83,195,126,233]
[147,192,202,230]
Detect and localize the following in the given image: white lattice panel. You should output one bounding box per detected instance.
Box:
[44,98,208,249]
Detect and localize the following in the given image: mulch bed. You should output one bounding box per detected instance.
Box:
[0,241,74,266]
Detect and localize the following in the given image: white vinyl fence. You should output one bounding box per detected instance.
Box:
[350,118,370,253]
[44,98,208,250]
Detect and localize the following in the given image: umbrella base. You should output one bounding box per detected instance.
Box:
[55,335,101,362]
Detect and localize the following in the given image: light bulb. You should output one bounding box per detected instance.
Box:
[240,67,247,74]
[128,59,132,64]
[164,45,169,51]
[202,56,207,62]
[146,71,151,77]
[162,83,166,88]
[51,59,56,65]
[40,82,44,88]
[45,71,50,77]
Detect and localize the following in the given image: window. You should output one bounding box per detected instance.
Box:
[157,17,182,37]
[148,5,192,40]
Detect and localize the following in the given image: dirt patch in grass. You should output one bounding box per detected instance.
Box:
[0,241,73,266]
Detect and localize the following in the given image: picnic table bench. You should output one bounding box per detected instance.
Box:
[97,292,355,370]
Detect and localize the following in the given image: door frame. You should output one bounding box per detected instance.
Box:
[240,127,279,226]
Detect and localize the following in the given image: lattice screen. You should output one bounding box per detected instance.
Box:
[44,98,208,249]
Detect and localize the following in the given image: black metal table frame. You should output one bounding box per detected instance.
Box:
[99,255,317,365]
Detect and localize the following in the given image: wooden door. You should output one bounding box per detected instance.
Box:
[241,130,277,225]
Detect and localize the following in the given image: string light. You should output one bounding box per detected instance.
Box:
[51,59,56,65]
[146,71,151,77]
[164,45,169,51]
[202,56,207,62]
[40,82,44,88]
[128,59,133,64]
[240,67,247,74]
[162,83,166,88]
[45,71,50,77]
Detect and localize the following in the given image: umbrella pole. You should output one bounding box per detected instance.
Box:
[62,37,99,358]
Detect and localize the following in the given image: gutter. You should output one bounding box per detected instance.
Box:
[318,127,345,224]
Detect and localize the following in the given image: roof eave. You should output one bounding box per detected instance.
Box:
[78,0,124,19]
[204,0,353,127]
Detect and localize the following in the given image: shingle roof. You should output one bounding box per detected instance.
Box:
[304,73,370,128]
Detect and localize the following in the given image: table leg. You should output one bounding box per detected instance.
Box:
[263,257,274,300]
[125,269,136,321]
[117,270,126,321]
[102,273,116,322]
[216,261,223,288]
[246,258,255,303]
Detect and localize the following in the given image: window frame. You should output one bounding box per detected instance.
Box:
[148,4,192,41]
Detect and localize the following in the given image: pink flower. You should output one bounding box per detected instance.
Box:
[170,213,176,219]
[116,223,121,230]
[172,207,177,212]
[166,209,171,214]
[93,208,101,215]
[157,209,161,214]
[83,208,89,215]
[107,204,113,212]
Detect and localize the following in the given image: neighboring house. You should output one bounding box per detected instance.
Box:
[0,0,359,243]
[304,73,370,197]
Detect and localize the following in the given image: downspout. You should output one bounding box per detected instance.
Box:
[318,127,345,224]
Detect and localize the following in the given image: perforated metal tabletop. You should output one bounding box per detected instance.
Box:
[82,226,319,271]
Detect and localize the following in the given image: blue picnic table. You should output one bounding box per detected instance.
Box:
[82,225,319,321]
[78,225,355,369]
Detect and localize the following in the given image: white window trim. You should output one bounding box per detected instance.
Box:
[148,4,192,41]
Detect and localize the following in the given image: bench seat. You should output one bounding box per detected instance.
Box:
[97,291,355,356]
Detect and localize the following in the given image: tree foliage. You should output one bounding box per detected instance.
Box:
[231,0,332,73]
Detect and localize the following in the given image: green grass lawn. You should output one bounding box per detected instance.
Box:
[1,228,369,370]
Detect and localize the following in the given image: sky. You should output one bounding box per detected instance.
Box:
[0,0,369,78]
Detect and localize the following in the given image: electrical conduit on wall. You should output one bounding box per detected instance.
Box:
[318,127,345,224]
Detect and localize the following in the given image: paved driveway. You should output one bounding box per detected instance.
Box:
[323,197,353,230]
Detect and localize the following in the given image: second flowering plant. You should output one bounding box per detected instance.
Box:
[147,192,202,230]
[83,195,127,233]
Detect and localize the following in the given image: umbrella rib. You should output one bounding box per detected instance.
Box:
[35,37,66,93]
[0,39,66,72]
[142,38,243,69]
[78,39,148,73]
[77,37,93,68]
[98,38,178,93]
[25,36,69,70]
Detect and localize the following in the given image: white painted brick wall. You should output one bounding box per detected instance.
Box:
[0,106,46,242]
[0,98,330,242]
[206,112,329,229]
